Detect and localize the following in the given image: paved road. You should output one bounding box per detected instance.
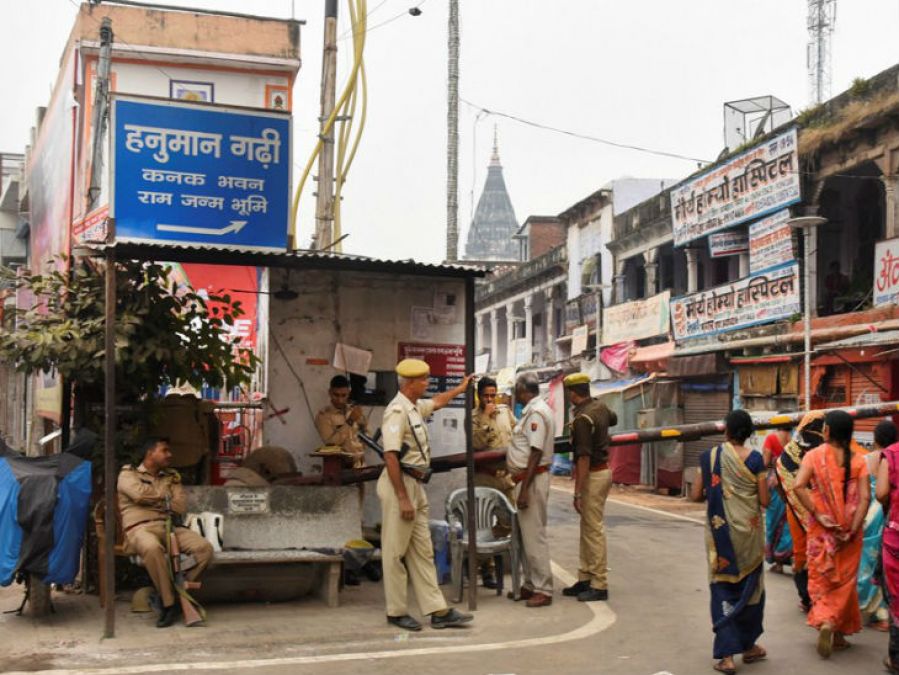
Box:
[4,491,888,675]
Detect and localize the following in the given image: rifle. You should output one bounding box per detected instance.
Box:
[165,497,205,627]
[357,430,432,483]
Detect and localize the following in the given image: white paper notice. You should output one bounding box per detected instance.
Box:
[475,352,490,374]
[333,343,373,376]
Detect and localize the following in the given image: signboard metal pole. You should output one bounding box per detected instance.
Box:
[103,247,117,638]
[464,277,477,611]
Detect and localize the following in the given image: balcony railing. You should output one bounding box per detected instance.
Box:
[476,244,567,303]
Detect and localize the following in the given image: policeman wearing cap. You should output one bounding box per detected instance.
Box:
[561,372,617,602]
[379,358,474,632]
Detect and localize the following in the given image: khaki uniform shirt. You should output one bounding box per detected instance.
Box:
[471,405,515,451]
[117,464,186,531]
[380,392,435,468]
[314,404,368,461]
[507,397,555,471]
[570,397,618,467]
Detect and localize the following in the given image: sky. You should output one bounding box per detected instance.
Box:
[1,0,898,263]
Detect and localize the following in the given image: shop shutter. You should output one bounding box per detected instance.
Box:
[682,384,732,469]
[849,363,888,435]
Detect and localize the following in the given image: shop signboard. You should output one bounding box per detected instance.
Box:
[749,209,794,273]
[874,237,899,307]
[671,128,800,246]
[708,231,749,258]
[602,290,671,345]
[670,261,801,341]
[111,95,290,251]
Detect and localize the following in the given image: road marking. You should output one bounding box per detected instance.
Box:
[550,485,705,525]
[5,562,614,675]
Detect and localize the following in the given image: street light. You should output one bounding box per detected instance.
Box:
[788,215,828,410]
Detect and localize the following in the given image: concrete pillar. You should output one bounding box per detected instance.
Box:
[613,259,627,304]
[643,248,659,297]
[883,175,899,240]
[544,287,555,363]
[476,313,486,356]
[505,302,516,368]
[524,295,534,365]
[738,253,750,278]
[490,308,499,371]
[685,247,699,293]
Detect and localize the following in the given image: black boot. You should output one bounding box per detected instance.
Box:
[794,569,811,612]
[156,604,180,628]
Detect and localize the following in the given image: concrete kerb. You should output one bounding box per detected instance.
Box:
[1,562,616,675]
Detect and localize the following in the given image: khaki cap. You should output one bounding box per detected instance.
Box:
[563,372,591,387]
[396,358,430,378]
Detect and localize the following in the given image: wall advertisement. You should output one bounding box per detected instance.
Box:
[671,128,800,246]
[874,237,899,307]
[602,290,671,345]
[670,261,801,341]
[749,209,795,273]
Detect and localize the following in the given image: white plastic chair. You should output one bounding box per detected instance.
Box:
[445,487,521,603]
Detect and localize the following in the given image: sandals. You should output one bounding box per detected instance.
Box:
[713,659,736,675]
[817,623,833,658]
[742,646,767,664]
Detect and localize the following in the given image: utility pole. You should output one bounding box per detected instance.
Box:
[87,17,113,211]
[446,0,459,261]
[314,0,338,249]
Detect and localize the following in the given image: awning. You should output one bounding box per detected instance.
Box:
[667,352,728,377]
[730,354,797,365]
[629,341,675,364]
[816,330,899,351]
[591,373,655,397]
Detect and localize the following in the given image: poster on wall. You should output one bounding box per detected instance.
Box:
[671,128,800,246]
[749,209,795,273]
[874,237,899,307]
[670,261,801,341]
[602,290,671,345]
[397,342,467,457]
[708,231,748,258]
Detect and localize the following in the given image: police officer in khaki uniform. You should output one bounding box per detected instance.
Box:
[471,375,516,588]
[507,372,556,608]
[117,437,214,628]
[379,358,474,632]
[560,373,617,602]
[315,375,368,468]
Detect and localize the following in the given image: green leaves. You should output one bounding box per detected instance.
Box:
[0,257,260,401]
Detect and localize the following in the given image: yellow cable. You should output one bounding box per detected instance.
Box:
[290,0,367,249]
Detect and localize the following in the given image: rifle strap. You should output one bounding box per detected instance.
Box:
[165,518,207,622]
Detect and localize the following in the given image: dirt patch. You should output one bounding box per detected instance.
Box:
[0,653,56,672]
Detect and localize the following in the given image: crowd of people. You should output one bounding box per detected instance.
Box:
[692,408,899,674]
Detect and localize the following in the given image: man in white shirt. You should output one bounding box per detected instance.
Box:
[506,372,555,608]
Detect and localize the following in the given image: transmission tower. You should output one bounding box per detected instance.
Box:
[807,0,837,104]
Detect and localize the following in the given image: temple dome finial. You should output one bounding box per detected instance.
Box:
[490,124,501,166]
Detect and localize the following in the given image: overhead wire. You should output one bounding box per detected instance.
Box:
[460,96,713,165]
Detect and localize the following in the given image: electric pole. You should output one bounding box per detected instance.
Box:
[314,0,338,249]
[446,0,459,262]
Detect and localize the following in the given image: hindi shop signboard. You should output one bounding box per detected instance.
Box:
[708,231,748,258]
[602,290,671,346]
[671,128,800,246]
[670,261,801,341]
[874,238,899,307]
[110,95,290,251]
[749,208,795,273]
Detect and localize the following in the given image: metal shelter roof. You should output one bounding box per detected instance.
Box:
[76,241,486,279]
[815,330,899,351]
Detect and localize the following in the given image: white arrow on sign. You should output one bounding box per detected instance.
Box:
[156,220,248,236]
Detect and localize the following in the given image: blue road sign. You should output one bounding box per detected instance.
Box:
[111,95,290,251]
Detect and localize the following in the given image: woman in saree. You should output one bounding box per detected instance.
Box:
[691,409,769,675]
[794,410,870,658]
[763,429,793,573]
[876,422,899,673]
[775,411,825,612]
[858,420,894,632]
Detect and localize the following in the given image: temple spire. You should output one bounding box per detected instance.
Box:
[490,124,501,166]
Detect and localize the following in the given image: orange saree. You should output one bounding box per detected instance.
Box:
[803,444,868,635]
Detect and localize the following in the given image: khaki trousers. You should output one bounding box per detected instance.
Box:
[578,468,612,590]
[513,470,553,594]
[124,521,214,608]
[377,471,448,617]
